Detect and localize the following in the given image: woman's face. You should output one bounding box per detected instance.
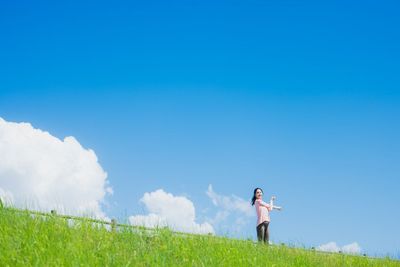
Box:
[255,189,263,199]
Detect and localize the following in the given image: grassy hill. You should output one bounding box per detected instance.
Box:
[0,206,398,266]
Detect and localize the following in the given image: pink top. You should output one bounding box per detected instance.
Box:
[255,199,272,226]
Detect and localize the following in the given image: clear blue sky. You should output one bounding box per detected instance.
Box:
[1,0,399,257]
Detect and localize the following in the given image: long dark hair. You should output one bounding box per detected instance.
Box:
[251,187,263,206]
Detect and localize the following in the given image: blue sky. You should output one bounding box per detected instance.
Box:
[1,0,400,257]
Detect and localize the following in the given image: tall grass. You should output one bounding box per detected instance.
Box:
[0,206,398,266]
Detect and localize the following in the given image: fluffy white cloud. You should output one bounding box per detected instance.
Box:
[129,189,214,234]
[317,242,361,255]
[341,242,362,254]
[0,117,112,219]
[317,242,340,253]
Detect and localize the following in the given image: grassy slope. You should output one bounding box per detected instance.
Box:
[0,207,398,266]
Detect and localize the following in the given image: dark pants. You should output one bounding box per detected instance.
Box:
[256,221,270,243]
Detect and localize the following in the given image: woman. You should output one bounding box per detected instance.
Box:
[251,187,281,244]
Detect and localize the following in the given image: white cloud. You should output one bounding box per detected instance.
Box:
[206,184,254,235]
[317,242,340,253]
[317,242,361,255]
[129,189,214,234]
[0,117,112,219]
[342,242,362,254]
[206,184,253,217]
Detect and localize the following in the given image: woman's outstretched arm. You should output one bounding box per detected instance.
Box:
[270,196,282,211]
[269,196,275,207]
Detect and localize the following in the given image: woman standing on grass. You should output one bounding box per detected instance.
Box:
[251,187,281,244]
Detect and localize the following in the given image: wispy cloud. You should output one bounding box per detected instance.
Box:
[206,184,253,217]
[206,184,254,235]
[129,189,214,234]
[0,117,112,219]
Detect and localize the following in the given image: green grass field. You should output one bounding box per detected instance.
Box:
[0,206,398,266]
